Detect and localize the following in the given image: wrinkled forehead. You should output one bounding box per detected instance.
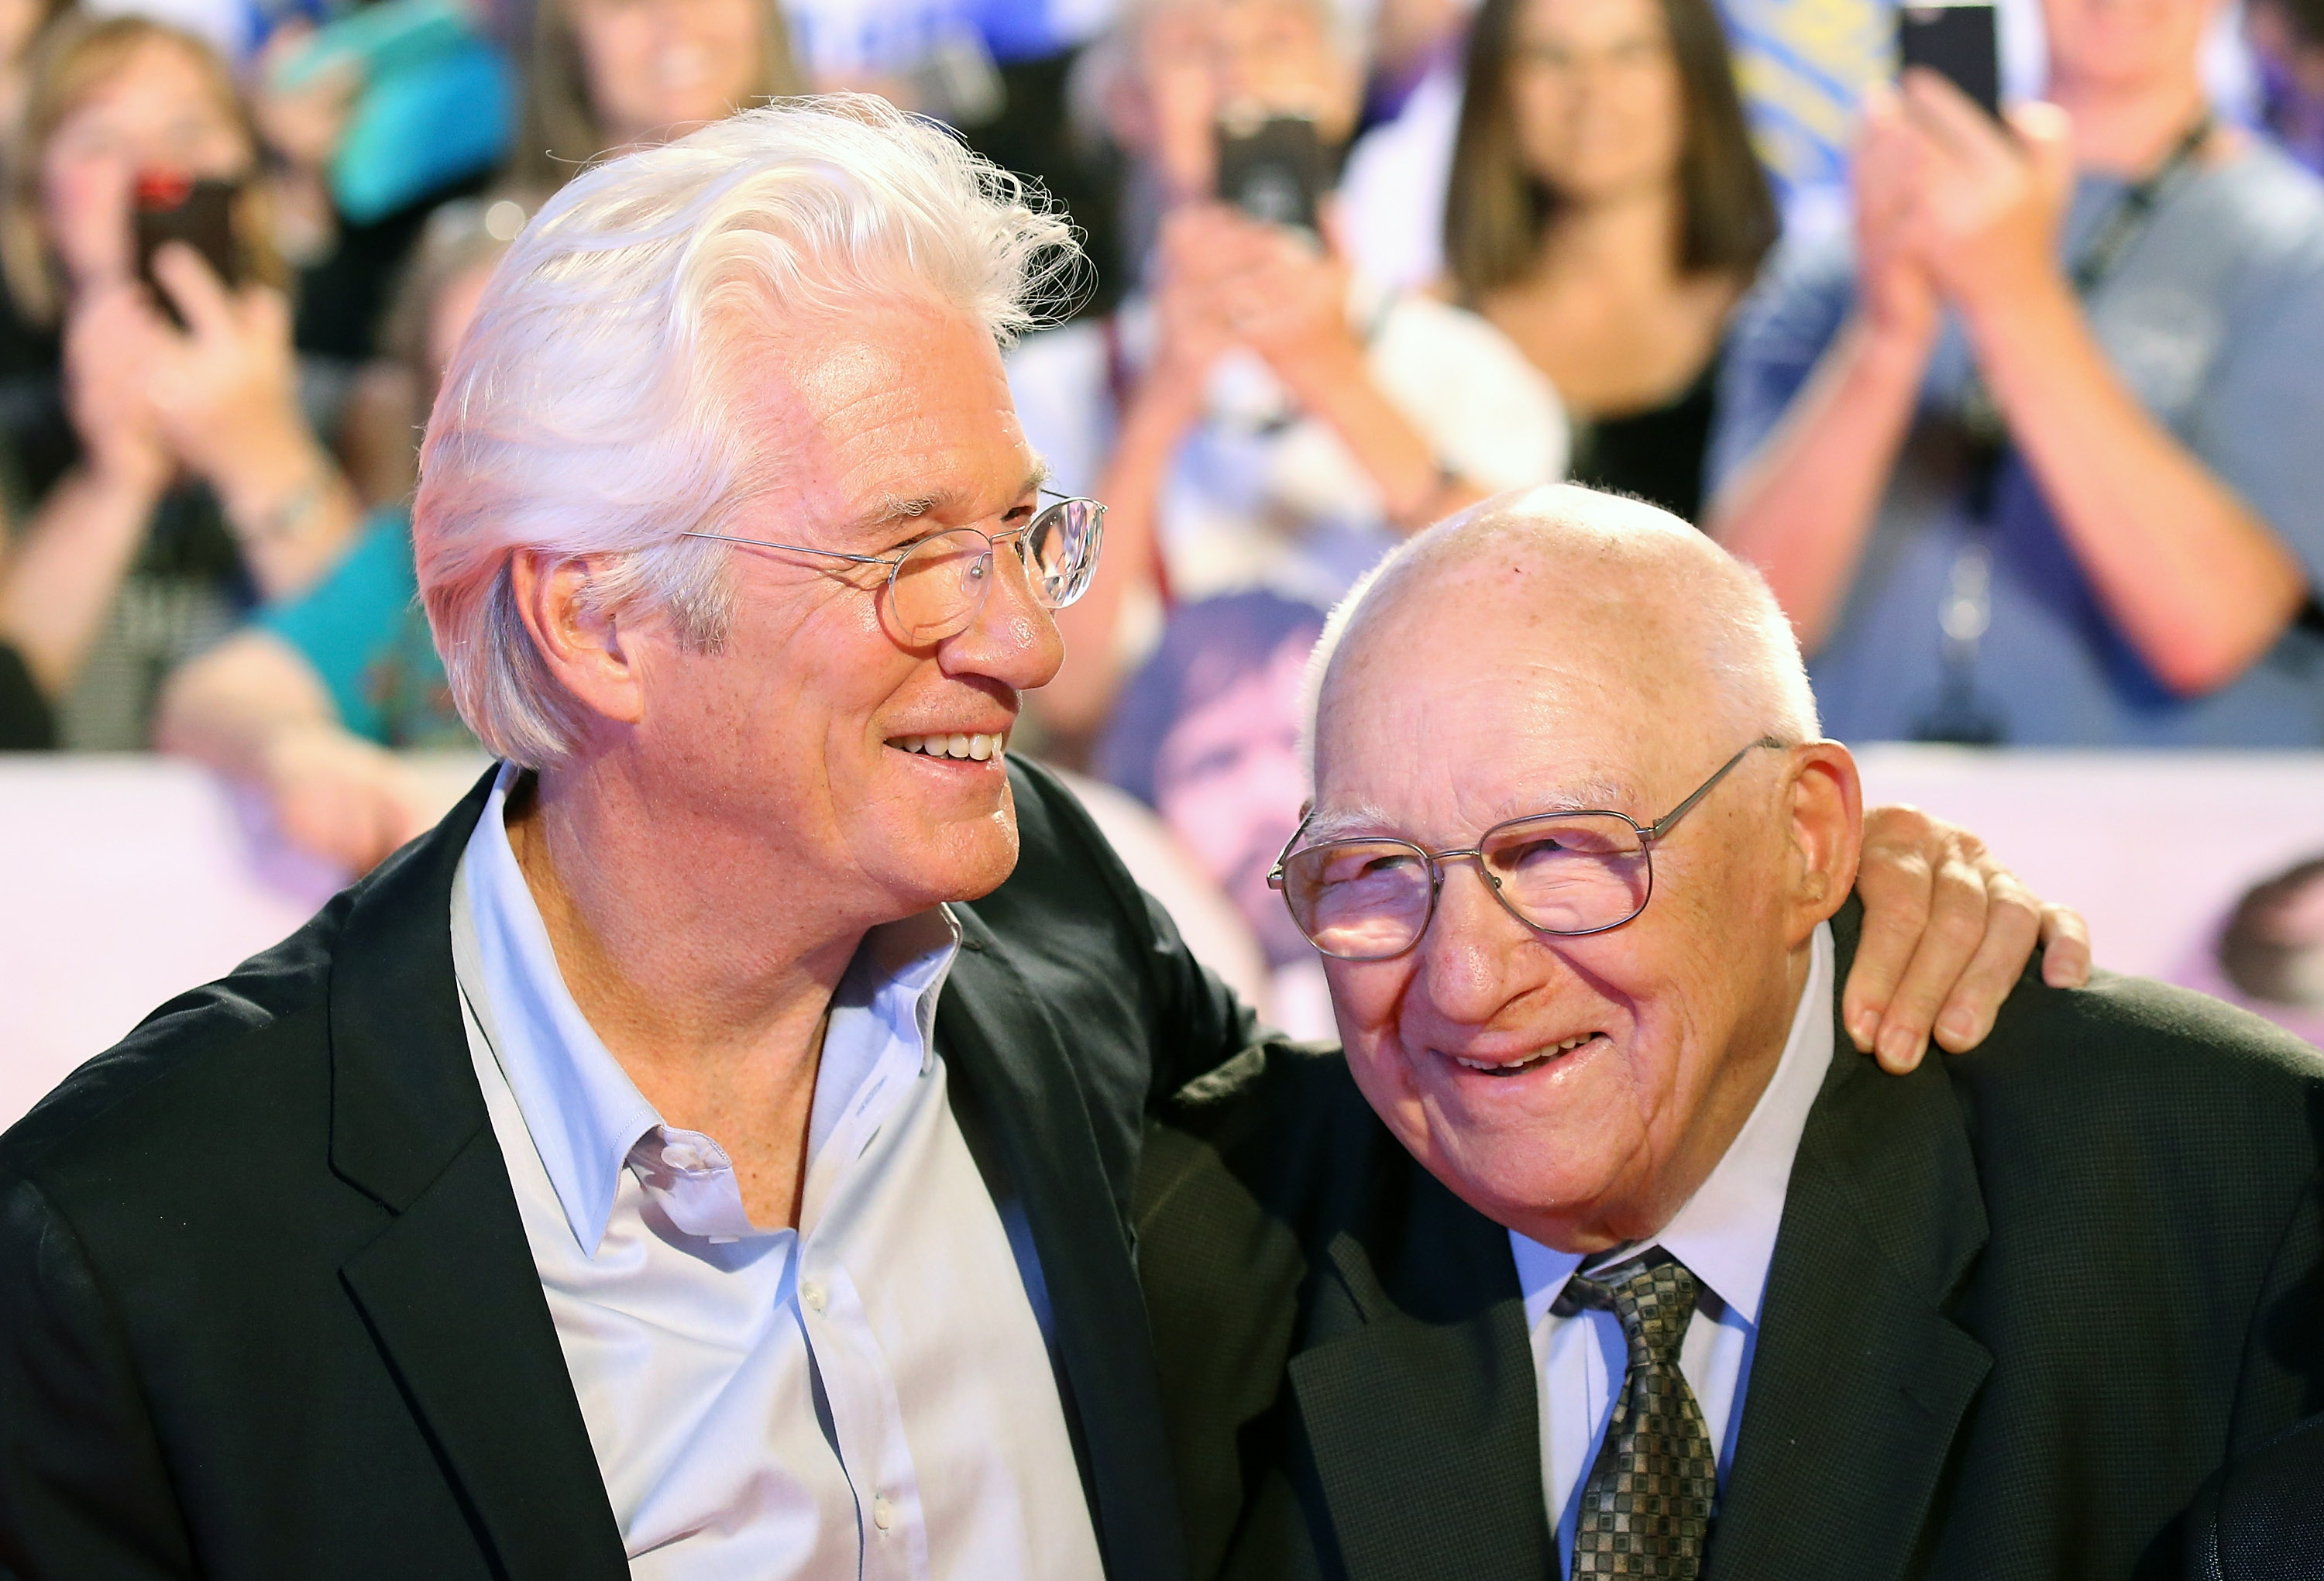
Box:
[1312,569,1721,834]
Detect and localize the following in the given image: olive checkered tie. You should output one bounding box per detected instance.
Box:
[1561,1253,1717,1577]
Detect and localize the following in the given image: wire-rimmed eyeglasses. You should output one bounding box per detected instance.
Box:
[1267,737,1787,962]
[680,489,1105,646]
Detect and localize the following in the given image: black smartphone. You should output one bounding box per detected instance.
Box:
[134,173,242,325]
[1899,2,2001,119]
[1215,112,1326,233]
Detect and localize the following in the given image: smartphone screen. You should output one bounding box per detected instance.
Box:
[134,173,242,325]
[1899,2,2001,118]
[1906,2,1999,117]
[1215,113,1325,233]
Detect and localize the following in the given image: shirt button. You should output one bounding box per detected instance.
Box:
[872,1494,894,1531]
[801,1280,826,1314]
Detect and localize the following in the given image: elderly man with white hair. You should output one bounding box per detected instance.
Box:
[1,105,2077,1581]
[1136,485,2324,1581]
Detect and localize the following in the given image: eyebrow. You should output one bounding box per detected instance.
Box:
[1305,778,1642,845]
[844,462,1052,539]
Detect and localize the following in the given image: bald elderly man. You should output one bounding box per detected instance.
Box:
[1136,487,2324,1581]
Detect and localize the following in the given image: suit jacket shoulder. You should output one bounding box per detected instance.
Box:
[1718,914,2324,1581]
[1138,1040,1553,1581]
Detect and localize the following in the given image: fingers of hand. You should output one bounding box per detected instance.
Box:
[1839,837,1933,1053]
[1930,872,2042,1051]
[1900,69,2009,161]
[152,243,236,338]
[2039,903,2094,988]
[1872,850,1992,1072]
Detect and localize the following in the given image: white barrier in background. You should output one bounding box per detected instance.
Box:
[5,747,2322,1129]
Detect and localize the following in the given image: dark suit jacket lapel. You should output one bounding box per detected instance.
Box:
[328,768,629,1580]
[1290,1170,1557,1581]
[937,906,1188,1581]
[1707,904,1993,1581]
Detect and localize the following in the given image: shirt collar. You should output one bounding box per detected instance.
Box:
[453,762,964,1256]
[1511,921,1837,1329]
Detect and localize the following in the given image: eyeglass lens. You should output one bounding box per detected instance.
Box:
[1282,813,1652,961]
[884,497,1104,645]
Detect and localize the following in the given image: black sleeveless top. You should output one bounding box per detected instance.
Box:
[1563,347,1722,524]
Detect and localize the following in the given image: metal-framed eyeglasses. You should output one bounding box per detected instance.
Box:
[680,489,1104,646]
[1267,737,1787,962]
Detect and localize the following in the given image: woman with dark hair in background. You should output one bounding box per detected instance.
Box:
[0,14,361,749]
[1445,0,1776,519]
[514,0,799,188]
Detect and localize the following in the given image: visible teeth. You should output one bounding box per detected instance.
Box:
[1452,1033,1596,1074]
[896,732,1007,761]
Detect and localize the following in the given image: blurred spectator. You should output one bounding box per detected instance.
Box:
[513,0,799,187]
[0,13,361,748]
[1016,0,1564,746]
[1360,0,1469,127]
[156,193,513,872]
[338,187,533,502]
[1709,0,2324,747]
[1095,589,1325,1020]
[2219,854,2324,1015]
[0,0,69,132]
[253,0,516,363]
[0,637,51,744]
[2248,0,2324,171]
[1442,0,1776,520]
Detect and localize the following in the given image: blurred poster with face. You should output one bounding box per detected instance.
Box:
[1096,591,1329,972]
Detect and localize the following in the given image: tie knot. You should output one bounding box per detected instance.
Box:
[1561,1253,1700,1366]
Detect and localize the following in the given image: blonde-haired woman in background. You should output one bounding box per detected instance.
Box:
[0,14,360,748]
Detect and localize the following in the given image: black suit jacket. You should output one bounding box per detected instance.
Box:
[0,759,1258,1580]
[2183,1411,2324,1580]
[1134,903,2324,1581]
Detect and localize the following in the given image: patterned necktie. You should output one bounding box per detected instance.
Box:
[1560,1253,1717,1578]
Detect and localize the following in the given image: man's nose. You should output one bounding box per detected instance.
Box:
[939,541,1065,691]
[1411,859,1547,1026]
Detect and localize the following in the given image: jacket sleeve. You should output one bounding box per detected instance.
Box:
[1135,883,1274,1105]
[1009,758,1270,1106]
[2227,1151,2324,1456]
[0,1177,197,1579]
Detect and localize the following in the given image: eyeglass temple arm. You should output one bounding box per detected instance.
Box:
[1267,804,1318,890]
[1639,737,1787,844]
[676,529,896,565]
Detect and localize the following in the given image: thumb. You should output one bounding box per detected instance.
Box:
[2008,100,2075,194]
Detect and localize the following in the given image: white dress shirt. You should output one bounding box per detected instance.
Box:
[448,765,1104,1581]
[1510,923,1835,1573]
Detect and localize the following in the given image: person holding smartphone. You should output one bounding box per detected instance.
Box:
[1009,0,1568,753]
[1705,0,2324,748]
[0,14,363,749]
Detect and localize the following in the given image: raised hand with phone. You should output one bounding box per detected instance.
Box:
[1709,0,2324,751]
[0,15,359,748]
[1026,0,1573,750]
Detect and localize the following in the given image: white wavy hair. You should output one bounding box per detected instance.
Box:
[414,95,1081,768]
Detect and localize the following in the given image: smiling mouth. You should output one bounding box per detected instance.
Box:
[889,731,1009,762]
[1446,1033,1604,1077]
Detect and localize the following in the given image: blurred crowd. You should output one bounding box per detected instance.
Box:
[1,0,2322,1027]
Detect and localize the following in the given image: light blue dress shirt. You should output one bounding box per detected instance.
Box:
[448,765,1103,1580]
[1511,923,1835,1572]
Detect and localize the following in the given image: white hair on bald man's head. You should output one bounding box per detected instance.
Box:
[414,95,1081,769]
[1298,486,1820,784]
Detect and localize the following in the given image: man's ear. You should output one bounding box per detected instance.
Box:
[1786,741,1862,938]
[507,549,648,730]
